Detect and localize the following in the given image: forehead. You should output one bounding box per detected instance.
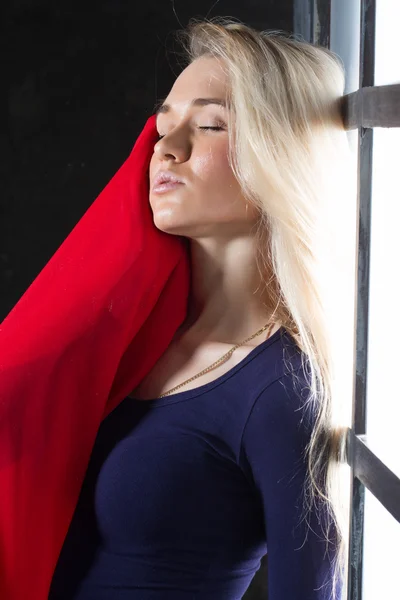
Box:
[161,57,230,110]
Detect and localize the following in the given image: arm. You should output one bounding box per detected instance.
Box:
[239,369,340,600]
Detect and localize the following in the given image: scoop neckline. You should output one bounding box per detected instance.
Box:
[127,325,287,408]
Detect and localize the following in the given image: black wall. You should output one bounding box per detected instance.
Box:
[1,0,292,318]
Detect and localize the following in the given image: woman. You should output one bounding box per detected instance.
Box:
[47,17,354,600]
[3,17,353,600]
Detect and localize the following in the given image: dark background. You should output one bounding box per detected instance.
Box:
[1,0,292,320]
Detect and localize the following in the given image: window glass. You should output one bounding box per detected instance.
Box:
[374,0,400,85]
[366,0,400,478]
[363,487,399,599]
[366,125,400,479]
[363,2,400,596]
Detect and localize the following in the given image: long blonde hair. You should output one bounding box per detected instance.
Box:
[174,17,356,598]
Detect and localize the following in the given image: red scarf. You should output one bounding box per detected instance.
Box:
[0,114,190,599]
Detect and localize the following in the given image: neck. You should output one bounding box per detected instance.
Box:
[180,236,274,345]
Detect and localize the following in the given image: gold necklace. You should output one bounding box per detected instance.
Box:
[157,320,277,398]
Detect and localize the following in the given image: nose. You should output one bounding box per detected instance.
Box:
[153,129,190,163]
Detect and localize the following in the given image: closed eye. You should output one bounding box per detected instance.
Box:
[157,126,225,140]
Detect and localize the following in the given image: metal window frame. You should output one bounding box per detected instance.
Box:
[343,84,400,129]
[294,1,400,600]
[341,0,400,597]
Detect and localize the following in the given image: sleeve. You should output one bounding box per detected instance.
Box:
[239,369,341,600]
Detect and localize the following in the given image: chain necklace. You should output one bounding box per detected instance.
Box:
[157,320,277,398]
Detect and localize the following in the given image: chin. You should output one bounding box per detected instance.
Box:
[151,206,215,238]
[152,211,188,236]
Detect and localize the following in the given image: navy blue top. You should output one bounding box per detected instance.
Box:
[49,326,339,599]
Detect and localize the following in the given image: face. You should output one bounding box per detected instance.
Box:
[149,56,260,239]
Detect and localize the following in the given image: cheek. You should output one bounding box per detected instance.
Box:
[192,142,235,188]
[192,142,247,220]
[148,155,157,184]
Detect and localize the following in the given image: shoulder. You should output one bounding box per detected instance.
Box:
[244,327,314,439]
[238,358,315,488]
[249,362,314,436]
[243,326,308,396]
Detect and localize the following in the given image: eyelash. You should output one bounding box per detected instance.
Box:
[157,126,225,140]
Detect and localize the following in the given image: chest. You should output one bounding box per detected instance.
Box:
[91,399,263,556]
[129,340,256,400]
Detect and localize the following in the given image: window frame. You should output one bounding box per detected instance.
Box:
[294,1,400,599]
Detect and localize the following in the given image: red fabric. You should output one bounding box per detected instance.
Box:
[0,114,190,600]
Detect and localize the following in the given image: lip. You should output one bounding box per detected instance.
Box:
[152,169,185,191]
[152,181,185,194]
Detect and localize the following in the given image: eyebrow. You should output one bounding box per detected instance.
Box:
[154,97,228,117]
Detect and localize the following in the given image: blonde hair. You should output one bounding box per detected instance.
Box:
[174,17,356,599]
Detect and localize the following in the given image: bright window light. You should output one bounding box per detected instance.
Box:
[363,1,400,599]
